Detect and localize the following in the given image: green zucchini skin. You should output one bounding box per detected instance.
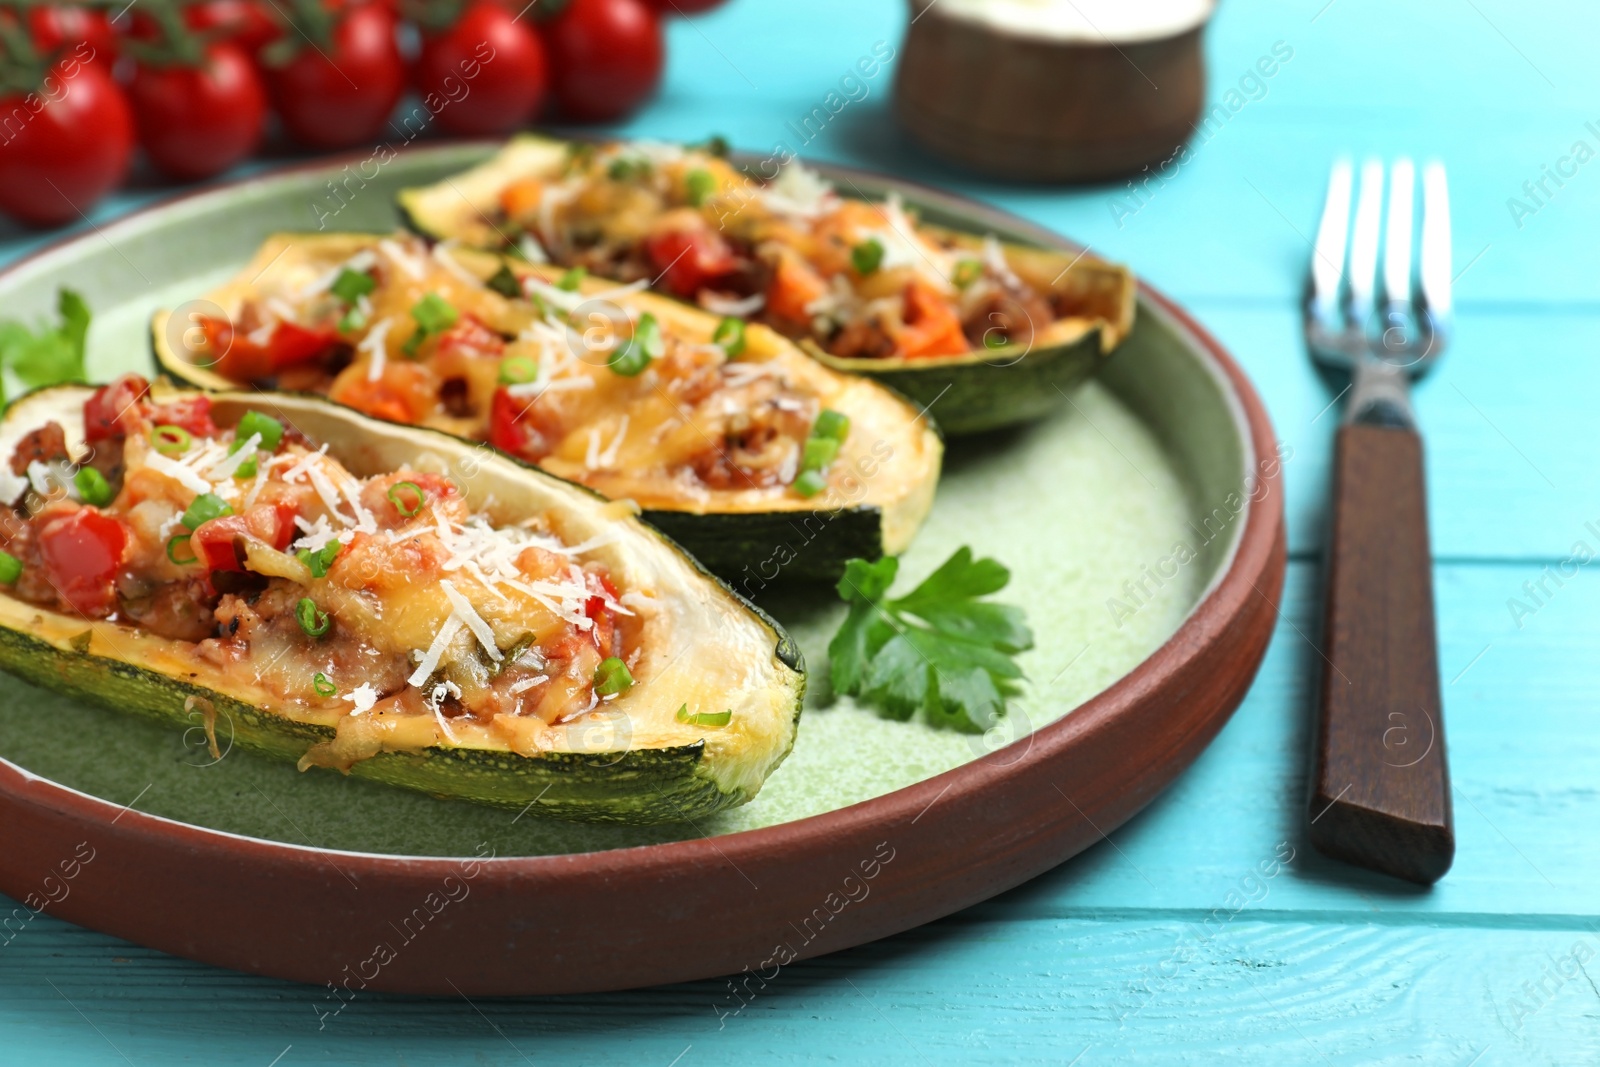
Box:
[642,504,887,590]
[0,607,756,824]
[0,385,808,825]
[811,328,1109,437]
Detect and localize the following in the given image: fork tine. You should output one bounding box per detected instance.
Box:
[1419,162,1452,323]
[1383,158,1415,308]
[1310,159,1352,324]
[1348,159,1385,323]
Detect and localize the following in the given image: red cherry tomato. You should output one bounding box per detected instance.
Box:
[645,229,737,298]
[640,0,729,13]
[266,3,405,149]
[38,508,130,616]
[83,375,152,443]
[544,0,664,123]
[28,6,118,71]
[130,43,267,182]
[184,1,283,55]
[0,59,133,227]
[415,0,548,136]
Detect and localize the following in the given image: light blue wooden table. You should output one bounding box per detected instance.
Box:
[4,0,1596,1062]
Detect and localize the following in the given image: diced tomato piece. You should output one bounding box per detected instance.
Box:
[201,317,339,382]
[329,361,433,425]
[82,374,151,442]
[191,502,299,573]
[146,396,218,439]
[895,280,968,359]
[488,386,558,461]
[583,570,620,657]
[644,228,738,299]
[435,315,506,359]
[38,508,129,616]
[765,252,829,325]
[499,177,543,221]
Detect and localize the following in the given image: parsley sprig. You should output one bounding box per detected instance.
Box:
[828,547,1033,731]
[0,288,91,403]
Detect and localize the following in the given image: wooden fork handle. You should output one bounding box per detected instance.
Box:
[1309,420,1454,884]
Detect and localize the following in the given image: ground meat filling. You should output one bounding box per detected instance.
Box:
[0,375,636,747]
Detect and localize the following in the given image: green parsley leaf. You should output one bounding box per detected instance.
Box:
[827,547,1032,731]
[1,288,91,394]
[486,263,522,299]
[330,268,375,306]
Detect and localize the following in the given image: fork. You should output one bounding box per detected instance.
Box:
[1302,158,1455,885]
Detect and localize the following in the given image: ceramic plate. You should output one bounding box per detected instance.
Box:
[0,144,1284,994]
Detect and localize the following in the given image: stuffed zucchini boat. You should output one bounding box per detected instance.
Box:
[152,232,941,585]
[0,379,804,823]
[395,133,1138,434]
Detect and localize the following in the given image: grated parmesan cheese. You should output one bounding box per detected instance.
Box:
[440,579,503,663]
[344,683,379,715]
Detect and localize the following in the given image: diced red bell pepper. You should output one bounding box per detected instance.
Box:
[38,508,129,616]
[895,279,969,359]
[200,317,339,382]
[82,374,151,442]
[488,386,557,462]
[644,228,738,299]
[147,396,218,439]
[584,570,620,656]
[191,501,299,572]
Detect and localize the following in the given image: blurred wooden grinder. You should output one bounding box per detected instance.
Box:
[895,0,1215,182]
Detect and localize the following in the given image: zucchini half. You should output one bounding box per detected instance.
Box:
[150,233,944,586]
[394,133,1138,435]
[0,386,805,824]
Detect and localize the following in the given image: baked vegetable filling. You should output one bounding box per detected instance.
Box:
[0,375,639,760]
[186,234,853,502]
[486,141,1077,360]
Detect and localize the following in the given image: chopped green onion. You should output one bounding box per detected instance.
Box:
[984,332,1009,350]
[330,268,375,305]
[337,307,367,334]
[793,469,828,498]
[793,408,850,498]
[852,238,885,276]
[633,312,663,359]
[713,316,746,358]
[296,597,331,638]
[0,550,21,584]
[166,535,196,566]
[486,263,522,299]
[233,455,258,480]
[607,156,650,182]
[608,340,652,377]
[387,481,426,517]
[952,258,983,289]
[499,354,538,385]
[803,436,840,471]
[404,293,459,355]
[676,704,732,728]
[557,266,586,292]
[151,425,192,456]
[812,409,851,441]
[74,466,112,507]
[685,167,716,207]
[296,540,342,579]
[236,411,285,452]
[181,493,233,531]
[593,656,634,696]
[312,672,337,697]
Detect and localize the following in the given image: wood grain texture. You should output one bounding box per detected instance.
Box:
[1310,423,1453,883]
